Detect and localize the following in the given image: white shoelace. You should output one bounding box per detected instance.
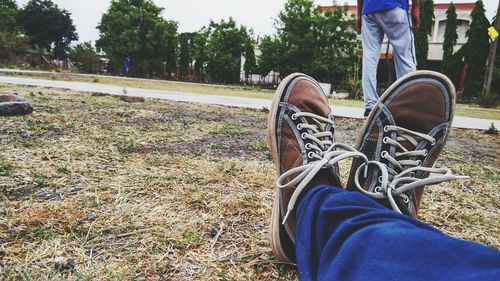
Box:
[277,142,368,224]
[275,117,468,220]
[381,125,436,172]
[354,125,469,213]
[354,164,469,213]
[277,111,369,224]
[291,112,334,160]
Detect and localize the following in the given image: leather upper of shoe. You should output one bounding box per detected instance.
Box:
[278,78,333,173]
[348,74,456,216]
[275,76,339,241]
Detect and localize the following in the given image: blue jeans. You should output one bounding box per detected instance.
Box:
[361,7,417,110]
[295,185,500,281]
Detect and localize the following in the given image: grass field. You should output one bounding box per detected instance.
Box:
[0,85,499,280]
[4,71,500,120]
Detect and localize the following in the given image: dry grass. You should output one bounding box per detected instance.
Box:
[0,85,498,280]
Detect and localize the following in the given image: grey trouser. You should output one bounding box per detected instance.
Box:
[361,7,417,110]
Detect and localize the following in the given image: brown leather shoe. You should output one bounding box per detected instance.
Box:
[347,71,456,217]
[266,73,341,262]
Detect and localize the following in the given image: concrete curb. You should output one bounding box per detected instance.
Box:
[0,74,498,130]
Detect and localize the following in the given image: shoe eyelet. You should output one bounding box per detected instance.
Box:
[403,197,410,204]
[409,172,415,177]
[416,160,422,166]
[305,143,311,150]
[374,186,382,193]
[297,124,303,130]
[423,149,428,156]
[383,126,389,133]
[381,151,388,158]
[378,176,383,183]
[291,114,298,120]
[430,140,436,146]
[307,152,315,159]
[383,137,389,144]
[301,133,307,139]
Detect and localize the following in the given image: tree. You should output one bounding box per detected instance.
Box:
[482,4,500,98]
[463,0,490,99]
[264,0,359,83]
[97,0,177,77]
[163,22,178,78]
[312,6,359,83]
[18,0,78,56]
[257,35,283,77]
[179,33,191,79]
[205,18,248,84]
[0,0,19,32]
[493,17,500,98]
[415,0,434,69]
[442,3,458,80]
[243,38,257,78]
[193,31,207,82]
[0,31,30,65]
[275,0,317,76]
[69,42,101,74]
[0,0,26,65]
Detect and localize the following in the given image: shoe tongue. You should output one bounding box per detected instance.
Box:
[298,98,330,118]
[389,85,444,135]
[388,85,445,153]
[400,138,416,152]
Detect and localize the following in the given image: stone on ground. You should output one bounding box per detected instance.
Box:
[0,92,33,116]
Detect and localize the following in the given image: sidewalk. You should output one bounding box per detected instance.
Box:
[0,73,498,130]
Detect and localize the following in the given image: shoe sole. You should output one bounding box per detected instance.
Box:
[267,72,315,263]
[355,70,456,148]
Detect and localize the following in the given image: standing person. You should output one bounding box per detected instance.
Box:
[356,0,420,117]
[124,55,130,77]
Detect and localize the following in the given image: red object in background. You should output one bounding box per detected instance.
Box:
[0,93,23,102]
[458,64,467,93]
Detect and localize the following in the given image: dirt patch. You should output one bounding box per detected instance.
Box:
[447,129,500,167]
[2,185,69,201]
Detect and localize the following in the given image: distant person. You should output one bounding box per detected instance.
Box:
[356,0,420,117]
[266,72,500,281]
[124,55,130,77]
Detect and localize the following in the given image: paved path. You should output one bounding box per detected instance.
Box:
[0,68,241,88]
[0,75,498,130]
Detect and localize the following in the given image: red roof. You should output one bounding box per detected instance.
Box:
[320,2,474,12]
[320,5,357,12]
[435,3,474,10]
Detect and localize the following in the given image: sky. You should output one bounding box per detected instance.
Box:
[15,0,499,43]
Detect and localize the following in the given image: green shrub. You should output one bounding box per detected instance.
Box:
[477,91,499,108]
[485,123,498,135]
[346,79,362,100]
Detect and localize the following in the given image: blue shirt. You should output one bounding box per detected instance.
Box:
[124,57,130,68]
[362,0,409,14]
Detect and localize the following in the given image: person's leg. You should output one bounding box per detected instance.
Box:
[361,13,384,112]
[380,7,417,78]
[266,73,368,263]
[292,71,500,280]
[295,185,500,281]
[266,71,499,281]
